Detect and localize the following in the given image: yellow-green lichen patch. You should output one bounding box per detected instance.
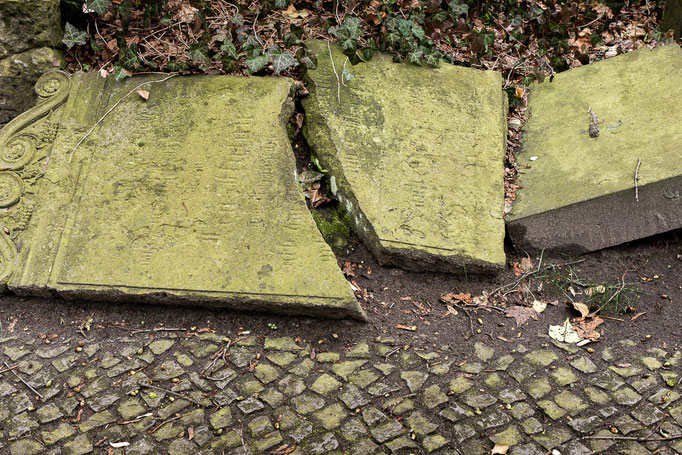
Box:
[302,40,507,272]
[508,44,682,253]
[7,71,363,320]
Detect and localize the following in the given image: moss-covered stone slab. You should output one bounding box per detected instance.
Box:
[303,40,507,272]
[508,45,682,253]
[0,71,363,320]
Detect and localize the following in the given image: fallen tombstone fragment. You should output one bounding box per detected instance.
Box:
[303,40,508,273]
[0,71,364,320]
[507,44,682,254]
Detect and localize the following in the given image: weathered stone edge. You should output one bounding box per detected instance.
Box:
[507,174,682,254]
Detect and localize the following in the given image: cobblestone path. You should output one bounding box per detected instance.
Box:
[1,330,681,454]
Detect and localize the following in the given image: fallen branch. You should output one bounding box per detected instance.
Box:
[583,434,682,442]
[68,73,177,163]
[140,384,205,406]
[0,363,19,374]
[4,362,43,399]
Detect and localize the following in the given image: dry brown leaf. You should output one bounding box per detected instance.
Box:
[573,316,604,341]
[505,306,538,327]
[283,4,310,19]
[136,89,150,100]
[492,443,510,454]
[440,293,472,304]
[571,301,590,317]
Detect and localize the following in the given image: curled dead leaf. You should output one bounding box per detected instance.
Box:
[570,301,590,317]
[492,443,510,454]
[135,89,149,100]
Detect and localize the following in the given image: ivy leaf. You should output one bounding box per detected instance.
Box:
[118,0,132,24]
[87,0,112,15]
[245,50,268,74]
[231,13,244,26]
[242,35,261,52]
[408,47,424,65]
[342,67,354,82]
[220,40,239,59]
[411,23,425,41]
[62,22,88,49]
[331,16,363,50]
[449,0,469,18]
[267,47,298,75]
[188,43,210,62]
[119,43,140,70]
[275,0,288,7]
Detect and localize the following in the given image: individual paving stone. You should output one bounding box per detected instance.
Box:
[440,402,474,422]
[401,370,429,392]
[632,375,658,394]
[558,441,593,455]
[36,344,70,359]
[353,439,379,455]
[639,356,663,370]
[661,370,679,387]
[4,345,29,361]
[303,39,507,272]
[422,434,448,453]
[331,360,367,381]
[508,362,536,383]
[584,386,611,405]
[80,375,110,398]
[460,362,484,374]
[158,399,191,419]
[492,354,515,371]
[248,415,273,437]
[267,351,298,367]
[37,403,63,423]
[289,421,314,442]
[251,431,284,453]
[537,400,567,420]
[5,71,362,320]
[340,384,370,409]
[349,369,379,388]
[631,402,666,425]
[8,412,39,438]
[449,376,473,394]
[367,381,401,396]
[452,422,477,443]
[429,359,454,375]
[254,363,279,384]
[520,417,543,434]
[362,407,387,426]
[289,358,315,377]
[9,392,32,414]
[313,402,347,430]
[610,364,644,377]
[0,380,17,396]
[499,388,526,403]
[570,355,598,374]
[348,341,371,358]
[405,411,438,436]
[386,435,418,453]
[484,372,504,389]
[305,432,338,454]
[460,389,497,408]
[209,407,233,429]
[649,387,680,407]
[533,426,573,450]
[278,374,306,396]
[490,425,522,446]
[79,410,116,432]
[612,386,643,405]
[551,366,580,386]
[371,419,406,443]
[148,339,175,355]
[41,422,76,445]
[89,392,121,412]
[508,45,682,253]
[568,414,604,433]
[474,342,495,362]
[473,408,511,431]
[554,390,588,414]
[261,388,284,407]
[52,354,77,372]
[422,384,448,408]
[9,438,45,455]
[292,393,325,414]
[510,402,535,420]
[264,337,303,351]
[615,414,644,435]
[310,373,341,395]
[525,377,552,399]
[398,351,421,369]
[341,418,367,441]
[510,443,545,455]
[588,430,617,453]
[237,397,264,414]
[523,350,558,367]
[153,360,185,380]
[592,370,626,391]
[167,439,198,455]
[237,378,265,396]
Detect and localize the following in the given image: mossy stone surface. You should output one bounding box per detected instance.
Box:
[4,71,363,320]
[0,0,62,59]
[303,40,507,272]
[508,44,682,253]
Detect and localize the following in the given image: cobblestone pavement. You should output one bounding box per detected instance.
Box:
[1,327,681,455]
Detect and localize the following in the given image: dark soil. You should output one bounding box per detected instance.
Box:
[1,228,680,356]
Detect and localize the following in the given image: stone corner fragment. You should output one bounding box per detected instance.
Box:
[508,44,682,254]
[0,70,364,320]
[302,39,507,273]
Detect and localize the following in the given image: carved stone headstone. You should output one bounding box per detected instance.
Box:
[0,71,364,320]
[507,45,682,254]
[303,40,507,273]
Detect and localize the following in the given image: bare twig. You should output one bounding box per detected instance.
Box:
[130,327,187,334]
[4,362,43,399]
[328,40,341,103]
[148,414,183,434]
[450,303,475,337]
[68,74,177,163]
[0,363,19,374]
[140,384,205,406]
[635,157,641,201]
[583,434,682,442]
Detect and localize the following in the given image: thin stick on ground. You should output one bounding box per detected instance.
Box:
[4,362,43,399]
[140,384,205,406]
[583,434,682,442]
[148,414,183,434]
[130,327,187,334]
[68,73,177,163]
[0,363,19,374]
[635,156,642,202]
[328,40,341,103]
[450,303,475,337]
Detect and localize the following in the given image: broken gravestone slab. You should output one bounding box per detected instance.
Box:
[507,44,682,254]
[0,70,364,320]
[303,40,507,273]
